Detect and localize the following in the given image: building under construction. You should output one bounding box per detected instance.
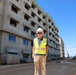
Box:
[0,0,60,64]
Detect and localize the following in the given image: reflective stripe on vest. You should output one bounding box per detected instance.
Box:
[34,38,47,54]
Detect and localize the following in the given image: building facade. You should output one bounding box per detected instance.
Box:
[0,0,60,64]
[59,37,65,58]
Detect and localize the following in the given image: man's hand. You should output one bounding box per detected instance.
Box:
[46,54,48,61]
[32,46,35,58]
[32,54,34,58]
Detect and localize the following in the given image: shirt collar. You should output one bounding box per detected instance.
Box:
[38,36,43,40]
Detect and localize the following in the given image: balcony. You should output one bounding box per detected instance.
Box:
[23,8,31,17]
[37,21,46,30]
[54,28,58,34]
[42,15,46,22]
[42,22,47,30]
[48,19,52,25]
[48,28,53,34]
[30,21,37,30]
[37,9,43,19]
[10,0,22,9]
[9,11,22,22]
[31,16,37,24]
[22,19,31,29]
[32,7,37,15]
[23,0,31,7]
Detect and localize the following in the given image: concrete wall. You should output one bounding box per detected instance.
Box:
[0,32,2,64]
[59,37,65,58]
[1,32,32,55]
[1,31,33,64]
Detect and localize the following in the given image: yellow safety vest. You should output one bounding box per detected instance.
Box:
[34,37,47,54]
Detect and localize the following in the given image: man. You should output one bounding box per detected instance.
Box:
[32,28,49,75]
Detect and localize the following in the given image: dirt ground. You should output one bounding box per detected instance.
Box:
[0,59,76,75]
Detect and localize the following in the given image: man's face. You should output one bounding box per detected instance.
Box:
[37,32,43,38]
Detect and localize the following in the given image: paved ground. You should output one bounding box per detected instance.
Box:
[0,59,76,75]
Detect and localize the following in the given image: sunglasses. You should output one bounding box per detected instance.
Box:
[37,32,42,34]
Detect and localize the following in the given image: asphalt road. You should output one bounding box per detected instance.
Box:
[0,59,76,75]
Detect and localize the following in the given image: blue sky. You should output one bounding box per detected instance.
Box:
[36,0,76,57]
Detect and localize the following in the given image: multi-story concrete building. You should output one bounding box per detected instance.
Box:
[0,0,60,64]
[46,15,60,60]
[59,37,65,58]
